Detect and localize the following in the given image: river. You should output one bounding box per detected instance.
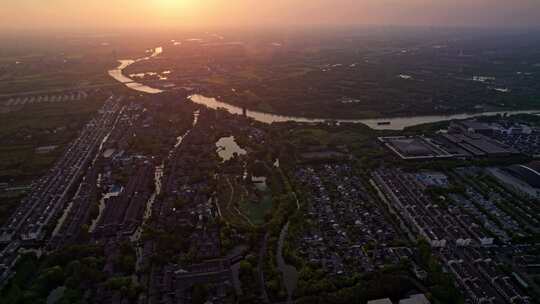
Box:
[108,46,539,130]
[108,47,164,94]
[188,95,540,131]
[277,222,298,303]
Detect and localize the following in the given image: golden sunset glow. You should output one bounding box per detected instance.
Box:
[152,0,194,11]
[1,0,539,31]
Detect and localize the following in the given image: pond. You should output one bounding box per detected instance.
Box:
[216,136,247,161]
[252,176,268,192]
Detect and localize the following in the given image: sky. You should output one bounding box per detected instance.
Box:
[1,0,540,31]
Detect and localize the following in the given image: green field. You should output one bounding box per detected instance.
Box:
[239,194,273,226]
[0,98,105,185]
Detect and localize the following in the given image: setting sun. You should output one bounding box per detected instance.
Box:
[1,1,540,304]
[153,0,193,10]
[1,0,540,30]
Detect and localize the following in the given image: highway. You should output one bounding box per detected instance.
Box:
[0,96,122,285]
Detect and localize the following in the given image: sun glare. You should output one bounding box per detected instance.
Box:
[153,0,190,10]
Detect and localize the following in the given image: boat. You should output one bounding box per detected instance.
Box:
[377,121,391,126]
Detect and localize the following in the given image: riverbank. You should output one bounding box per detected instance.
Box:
[189,94,540,131]
[106,46,540,131]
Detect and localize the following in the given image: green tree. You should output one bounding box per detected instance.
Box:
[192,284,208,304]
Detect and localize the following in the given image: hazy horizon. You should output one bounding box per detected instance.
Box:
[2,0,540,32]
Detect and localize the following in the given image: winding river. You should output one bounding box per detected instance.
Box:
[108,47,164,94]
[277,222,298,303]
[108,46,539,130]
[188,95,540,130]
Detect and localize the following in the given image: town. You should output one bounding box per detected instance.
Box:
[0,86,538,304]
[1,24,540,304]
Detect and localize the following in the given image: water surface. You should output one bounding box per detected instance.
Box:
[107,46,539,130]
[216,136,247,161]
[189,94,540,131]
[277,222,298,302]
[108,48,164,94]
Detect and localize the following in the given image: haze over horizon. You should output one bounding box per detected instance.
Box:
[2,0,540,32]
